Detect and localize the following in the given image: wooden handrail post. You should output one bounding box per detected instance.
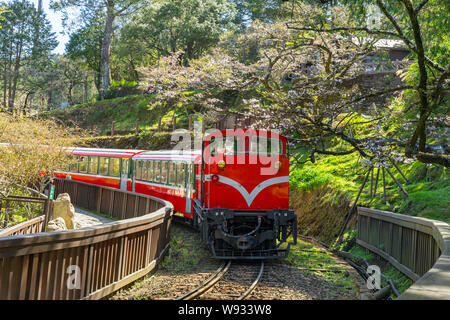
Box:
[41,184,54,232]
[111,121,115,136]
[3,200,9,228]
[188,115,193,131]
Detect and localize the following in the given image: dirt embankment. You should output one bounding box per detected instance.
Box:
[290,185,356,245]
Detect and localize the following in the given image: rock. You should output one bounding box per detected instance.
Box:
[52,193,76,229]
[46,217,67,232]
[74,220,83,229]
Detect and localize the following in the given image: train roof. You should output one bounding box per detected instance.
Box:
[133,150,202,161]
[69,147,201,161]
[69,147,144,158]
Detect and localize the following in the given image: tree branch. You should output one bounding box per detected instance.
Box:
[414,0,429,14]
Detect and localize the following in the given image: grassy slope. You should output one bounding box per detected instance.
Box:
[290,151,449,224]
[41,94,193,136]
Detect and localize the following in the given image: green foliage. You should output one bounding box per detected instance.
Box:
[42,95,155,134]
[66,16,103,90]
[103,80,141,100]
[284,237,358,296]
[290,168,333,191]
[76,134,139,149]
[137,131,174,150]
[349,245,412,295]
[0,0,57,112]
[291,149,449,224]
[159,224,213,273]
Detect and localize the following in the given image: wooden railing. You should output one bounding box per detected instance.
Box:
[357,207,450,299]
[0,187,52,233]
[0,215,45,237]
[0,178,173,300]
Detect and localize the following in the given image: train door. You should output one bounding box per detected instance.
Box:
[185,162,193,214]
[131,160,136,192]
[120,158,129,191]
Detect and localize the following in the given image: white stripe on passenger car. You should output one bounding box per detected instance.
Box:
[204,175,289,206]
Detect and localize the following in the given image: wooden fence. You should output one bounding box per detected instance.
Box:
[0,178,173,300]
[0,215,45,237]
[357,207,450,299]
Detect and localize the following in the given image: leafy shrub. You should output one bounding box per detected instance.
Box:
[290,168,333,190]
[137,130,174,150]
[103,80,142,100]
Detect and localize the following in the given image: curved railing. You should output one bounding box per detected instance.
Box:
[0,178,173,300]
[357,207,450,299]
[0,215,46,237]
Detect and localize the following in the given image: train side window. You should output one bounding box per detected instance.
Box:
[88,156,98,174]
[154,161,161,183]
[147,161,153,182]
[209,137,217,156]
[161,161,168,184]
[136,160,142,180]
[79,156,88,173]
[189,163,195,184]
[177,163,185,188]
[141,161,147,180]
[249,137,282,155]
[168,162,176,186]
[109,158,120,177]
[99,157,109,176]
[68,155,78,172]
[209,136,241,155]
[266,138,282,155]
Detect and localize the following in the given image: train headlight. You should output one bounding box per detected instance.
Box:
[275,161,282,169]
[217,160,226,168]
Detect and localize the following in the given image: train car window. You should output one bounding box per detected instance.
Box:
[249,137,282,155]
[109,158,120,177]
[99,157,109,176]
[135,160,142,180]
[141,161,147,180]
[68,156,78,172]
[79,156,88,173]
[209,137,217,156]
[190,163,195,184]
[88,156,98,174]
[209,136,241,156]
[168,162,176,186]
[154,161,161,183]
[161,161,168,184]
[177,163,185,188]
[266,138,282,155]
[147,161,154,182]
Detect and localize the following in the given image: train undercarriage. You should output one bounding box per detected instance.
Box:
[193,200,297,259]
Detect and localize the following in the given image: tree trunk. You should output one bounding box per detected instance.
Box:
[47,75,53,111]
[68,81,74,106]
[33,0,43,57]
[10,39,23,113]
[7,53,13,112]
[3,58,7,109]
[83,75,88,102]
[23,91,31,114]
[100,3,115,100]
[400,0,429,153]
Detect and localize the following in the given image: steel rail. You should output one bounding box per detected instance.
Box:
[175,260,232,300]
[237,261,264,300]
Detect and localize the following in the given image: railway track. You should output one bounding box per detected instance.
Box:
[175,260,265,300]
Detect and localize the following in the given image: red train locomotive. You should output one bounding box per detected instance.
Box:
[54,129,297,259]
